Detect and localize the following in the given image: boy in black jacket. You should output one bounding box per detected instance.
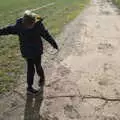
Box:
[0,10,58,94]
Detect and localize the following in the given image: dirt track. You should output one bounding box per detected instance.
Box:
[1,0,120,119]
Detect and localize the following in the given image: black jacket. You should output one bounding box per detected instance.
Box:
[0,18,58,58]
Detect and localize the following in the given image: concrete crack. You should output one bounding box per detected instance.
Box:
[46,95,120,102]
[82,95,120,102]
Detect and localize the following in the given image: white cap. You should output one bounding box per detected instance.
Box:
[24,10,37,18]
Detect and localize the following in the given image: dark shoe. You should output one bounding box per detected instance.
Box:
[39,79,45,87]
[27,87,39,95]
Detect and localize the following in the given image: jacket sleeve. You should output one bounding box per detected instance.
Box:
[39,22,58,49]
[0,24,18,35]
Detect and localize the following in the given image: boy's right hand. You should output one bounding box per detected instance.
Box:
[54,45,59,51]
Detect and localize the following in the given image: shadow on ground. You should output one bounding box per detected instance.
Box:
[24,87,44,120]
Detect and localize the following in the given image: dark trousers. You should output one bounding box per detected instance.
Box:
[26,56,45,88]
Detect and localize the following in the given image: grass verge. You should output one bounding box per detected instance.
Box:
[112,0,120,8]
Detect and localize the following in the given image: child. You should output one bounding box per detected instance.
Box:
[0,10,59,94]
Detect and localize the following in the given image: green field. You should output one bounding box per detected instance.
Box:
[112,0,120,7]
[0,0,89,93]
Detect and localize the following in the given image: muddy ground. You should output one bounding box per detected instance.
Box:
[1,0,120,119]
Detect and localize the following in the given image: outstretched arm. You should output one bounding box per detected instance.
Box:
[39,22,58,49]
[0,24,18,36]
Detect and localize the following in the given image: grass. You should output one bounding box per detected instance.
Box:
[0,0,89,93]
[112,0,120,8]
